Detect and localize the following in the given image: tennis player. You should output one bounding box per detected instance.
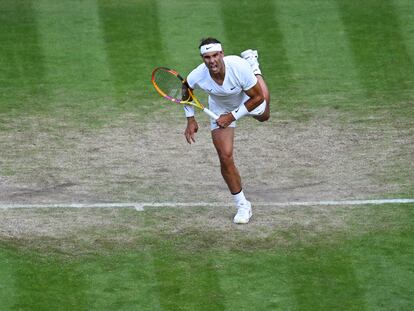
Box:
[183,37,270,224]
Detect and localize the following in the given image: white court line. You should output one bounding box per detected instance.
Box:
[0,199,413,211]
[0,203,144,211]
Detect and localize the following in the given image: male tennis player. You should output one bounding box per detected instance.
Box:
[183,37,270,224]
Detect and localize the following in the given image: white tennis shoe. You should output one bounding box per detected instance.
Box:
[233,201,252,224]
[240,49,262,75]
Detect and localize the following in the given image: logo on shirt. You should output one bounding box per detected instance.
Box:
[230,87,236,90]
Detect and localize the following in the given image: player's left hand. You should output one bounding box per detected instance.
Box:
[216,113,236,128]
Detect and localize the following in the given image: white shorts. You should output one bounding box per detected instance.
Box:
[210,100,267,130]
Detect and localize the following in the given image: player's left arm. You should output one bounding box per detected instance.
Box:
[242,82,264,111]
[216,82,264,128]
[216,59,263,128]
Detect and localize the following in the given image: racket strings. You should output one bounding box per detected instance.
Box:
[154,70,187,101]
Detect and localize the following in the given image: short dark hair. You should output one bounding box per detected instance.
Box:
[199,37,221,49]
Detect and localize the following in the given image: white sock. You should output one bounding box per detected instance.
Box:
[232,190,247,207]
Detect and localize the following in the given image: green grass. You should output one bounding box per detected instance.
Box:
[0,204,413,310]
[1,0,413,121]
[1,0,413,309]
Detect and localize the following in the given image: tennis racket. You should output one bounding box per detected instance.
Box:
[151,67,219,120]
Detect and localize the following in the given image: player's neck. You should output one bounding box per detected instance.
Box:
[210,68,225,85]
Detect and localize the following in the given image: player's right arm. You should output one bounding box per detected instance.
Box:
[182,81,199,144]
[182,80,195,118]
[184,115,198,144]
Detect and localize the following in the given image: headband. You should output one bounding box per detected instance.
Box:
[200,43,222,55]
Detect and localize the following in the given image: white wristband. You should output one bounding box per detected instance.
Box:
[231,104,249,120]
[184,105,195,118]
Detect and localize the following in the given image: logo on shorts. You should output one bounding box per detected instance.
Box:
[230,87,236,90]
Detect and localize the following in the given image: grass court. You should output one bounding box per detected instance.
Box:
[0,0,413,310]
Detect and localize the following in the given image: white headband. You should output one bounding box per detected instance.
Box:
[200,43,222,55]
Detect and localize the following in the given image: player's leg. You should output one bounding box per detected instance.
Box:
[211,127,241,194]
[241,49,270,122]
[211,127,252,224]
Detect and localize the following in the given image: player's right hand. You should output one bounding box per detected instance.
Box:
[216,112,235,128]
[184,117,199,144]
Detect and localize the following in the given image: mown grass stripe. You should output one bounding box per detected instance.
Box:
[336,0,414,100]
[0,0,47,114]
[0,249,17,310]
[286,246,367,310]
[155,0,225,74]
[392,0,414,60]
[151,245,226,310]
[220,0,293,109]
[1,248,89,310]
[81,253,164,310]
[98,0,165,104]
[33,0,114,103]
[349,230,414,310]
[273,0,361,108]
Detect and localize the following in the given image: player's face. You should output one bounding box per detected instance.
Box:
[201,51,224,75]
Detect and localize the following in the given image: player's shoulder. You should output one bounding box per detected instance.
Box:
[224,55,248,66]
[224,55,251,75]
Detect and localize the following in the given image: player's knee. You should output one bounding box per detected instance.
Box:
[218,151,234,166]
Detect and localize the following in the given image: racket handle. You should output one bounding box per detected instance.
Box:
[203,108,219,120]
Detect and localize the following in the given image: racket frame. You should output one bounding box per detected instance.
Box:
[151,67,219,120]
